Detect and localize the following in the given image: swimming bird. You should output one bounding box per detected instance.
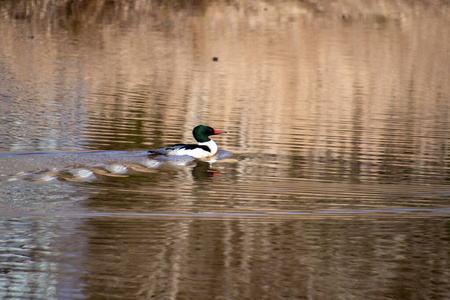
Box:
[148,125,227,158]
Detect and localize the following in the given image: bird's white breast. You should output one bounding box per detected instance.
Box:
[169,140,218,159]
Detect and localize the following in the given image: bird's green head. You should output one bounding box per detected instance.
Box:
[193,125,226,142]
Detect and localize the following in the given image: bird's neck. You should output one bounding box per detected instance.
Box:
[199,139,218,155]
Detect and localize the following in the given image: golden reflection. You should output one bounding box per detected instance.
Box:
[1,1,450,299]
[1,0,448,177]
[74,216,450,299]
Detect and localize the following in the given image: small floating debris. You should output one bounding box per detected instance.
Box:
[212,57,219,61]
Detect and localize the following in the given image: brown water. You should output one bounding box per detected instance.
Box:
[1,1,450,299]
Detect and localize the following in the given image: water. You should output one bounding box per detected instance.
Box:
[1,1,450,299]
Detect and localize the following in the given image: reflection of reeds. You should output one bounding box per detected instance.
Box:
[1,0,449,181]
[1,3,449,299]
[1,0,448,30]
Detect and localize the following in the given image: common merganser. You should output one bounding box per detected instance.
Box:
[148,125,227,159]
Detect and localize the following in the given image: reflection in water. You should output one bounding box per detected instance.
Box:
[1,215,449,299]
[192,161,220,179]
[0,0,450,299]
[0,216,88,299]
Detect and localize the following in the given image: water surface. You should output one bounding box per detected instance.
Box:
[0,1,449,299]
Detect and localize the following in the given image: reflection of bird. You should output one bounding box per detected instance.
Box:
[192,161,225,179]
[148,125,227,159]
[192,161,214,178]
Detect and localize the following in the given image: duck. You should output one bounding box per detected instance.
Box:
[148,125,227,159]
